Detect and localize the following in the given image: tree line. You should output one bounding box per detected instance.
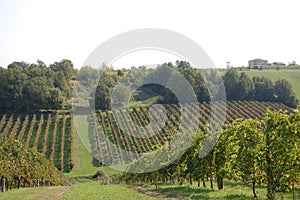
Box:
[223,69,298,107]
[0,60,76,111]
[84,61,298,110]
[1,60,298,111]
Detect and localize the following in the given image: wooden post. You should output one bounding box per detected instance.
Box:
[17,176,21,189]
[1,177,5,192]
[105,175,109,185]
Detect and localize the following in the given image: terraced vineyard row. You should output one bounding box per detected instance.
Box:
[0,101,290,171]
[90,101,291,166]
[0,111,73,173]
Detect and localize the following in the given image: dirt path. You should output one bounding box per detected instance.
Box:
[51,187,69,199]
[35,187,69,200]
[127,185,181,200]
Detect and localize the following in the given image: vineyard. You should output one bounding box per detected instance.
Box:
[0,137,67,192]
[0,101,291,171]
[89,101,292,166]
[0,101,296,198]
[0,111,73,173]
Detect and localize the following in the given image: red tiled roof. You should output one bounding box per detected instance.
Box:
[249,58,268,62]
[273,62,285,65]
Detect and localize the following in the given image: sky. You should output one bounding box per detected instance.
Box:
[0,0,300,69]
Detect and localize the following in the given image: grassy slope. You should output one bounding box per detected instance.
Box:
[2,180,298,200]
[144,180,300,200]
[0,183,158,200]
[66,100,299,199]
[1,111,299,200]
[129,89,163,107]
[0,186,68,200]
[59,182,157,200]
[236,69,300,100]
[65,118,120,177]
[130,69,300,105]
[0,125,154,200]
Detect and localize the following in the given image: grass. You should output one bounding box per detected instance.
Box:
[2,180,299,200]
[144,180,300,199]
[237,69,300,100]
[0,186,68,200]
[129,85,165,107]
[59,181,158,200]
[129,69,300,103]
[65,118,120,178]
[0,182,158,200]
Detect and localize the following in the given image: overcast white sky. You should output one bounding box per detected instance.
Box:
[0,0,300,69]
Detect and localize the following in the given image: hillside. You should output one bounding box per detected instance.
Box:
[0,100,297,199]
[0,136,67,192]
[237,69,300,100]
[0,101,292,172]
[0,111,73,172]
[88,101,291,167]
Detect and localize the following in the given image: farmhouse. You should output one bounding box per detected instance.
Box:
[248,58,268,69]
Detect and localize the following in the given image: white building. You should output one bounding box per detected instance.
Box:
[248,58,268,69]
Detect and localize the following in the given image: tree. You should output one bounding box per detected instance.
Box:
[53,71,71,99]
[224,119,264,198]
[236,72,253,100]
[223,69,239,100]
[111,84,130,107]
[50,59,74,80]
[178,67,210,102]
[175,60,191,69]
[274,79,298,108]
[262,109,300,199]
[46,88,64,109]
[95,83,111,110]
[77,66,99,86]
[0,60,74,111]
[214,130,231,190]
[252,77,275,102]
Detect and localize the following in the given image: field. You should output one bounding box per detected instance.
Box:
[1,183,157,200]
[0,186,69,200]
[59,182,157,200]
[1,180,299,200]
[66,122,120,178]
[0,111,73,172]
[238,69,300,100]
[143,180,300,200]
